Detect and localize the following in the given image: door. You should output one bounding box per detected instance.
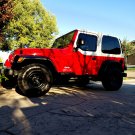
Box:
[72,33,98,75]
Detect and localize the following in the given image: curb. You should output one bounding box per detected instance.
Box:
[123,79,135,83]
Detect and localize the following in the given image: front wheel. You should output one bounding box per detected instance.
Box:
[102,68,123,91]
[17,64,53,97]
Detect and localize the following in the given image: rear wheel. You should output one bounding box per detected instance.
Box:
[17,64,53,97]
[102,67,123,91]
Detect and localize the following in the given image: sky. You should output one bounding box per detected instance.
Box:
[40,0,135,41]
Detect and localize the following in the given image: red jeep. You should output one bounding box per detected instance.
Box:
[1,29,127,96]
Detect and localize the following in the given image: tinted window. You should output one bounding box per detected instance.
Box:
[102,36,121,54]
[77,33,97,51]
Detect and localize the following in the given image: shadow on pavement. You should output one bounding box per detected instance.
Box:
[0,82,135,135]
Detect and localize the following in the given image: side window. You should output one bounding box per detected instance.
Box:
[77,33,97,51]
[102,36,121,54]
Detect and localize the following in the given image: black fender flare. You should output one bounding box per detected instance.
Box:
[12,55,57,75]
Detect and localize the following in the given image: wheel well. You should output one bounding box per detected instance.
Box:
[13,58,57,78]
[98,60,122,79]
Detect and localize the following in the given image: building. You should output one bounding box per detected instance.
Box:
[127,40,135,65]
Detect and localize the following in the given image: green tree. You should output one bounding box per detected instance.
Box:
[0,0,13,43]
[121,39,135,56]
[1,0,58,50]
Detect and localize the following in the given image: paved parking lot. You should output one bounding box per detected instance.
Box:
[0,77,135,135]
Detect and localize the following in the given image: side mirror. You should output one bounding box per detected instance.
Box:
[74,39,85,52]
[73,47,78,52]
[77,38,85,46]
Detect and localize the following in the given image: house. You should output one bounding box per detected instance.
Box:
[127,53,135,65]
[127,40,135,65]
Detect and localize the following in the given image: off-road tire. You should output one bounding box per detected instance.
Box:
[102,67,123,91]
[17,64,53,97]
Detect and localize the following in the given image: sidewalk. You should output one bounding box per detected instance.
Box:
[124,70,135,84]
[126,70,135,79]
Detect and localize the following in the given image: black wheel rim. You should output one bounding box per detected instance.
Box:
[27,70,47,89]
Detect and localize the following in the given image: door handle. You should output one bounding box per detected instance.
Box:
[92,56,96,60]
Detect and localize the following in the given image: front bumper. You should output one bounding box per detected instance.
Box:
[0,67,18,77]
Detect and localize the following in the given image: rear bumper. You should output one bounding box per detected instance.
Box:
[122,72,127,77]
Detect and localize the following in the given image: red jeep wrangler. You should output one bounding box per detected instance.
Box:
[1,29,127,96]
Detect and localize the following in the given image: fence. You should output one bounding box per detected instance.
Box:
[127,53,135,65]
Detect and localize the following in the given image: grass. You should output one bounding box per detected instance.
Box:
[127,67,135,71]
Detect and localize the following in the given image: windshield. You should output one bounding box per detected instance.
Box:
[52,31,75,48]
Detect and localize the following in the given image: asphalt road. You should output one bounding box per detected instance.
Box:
[0,79,135,135]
